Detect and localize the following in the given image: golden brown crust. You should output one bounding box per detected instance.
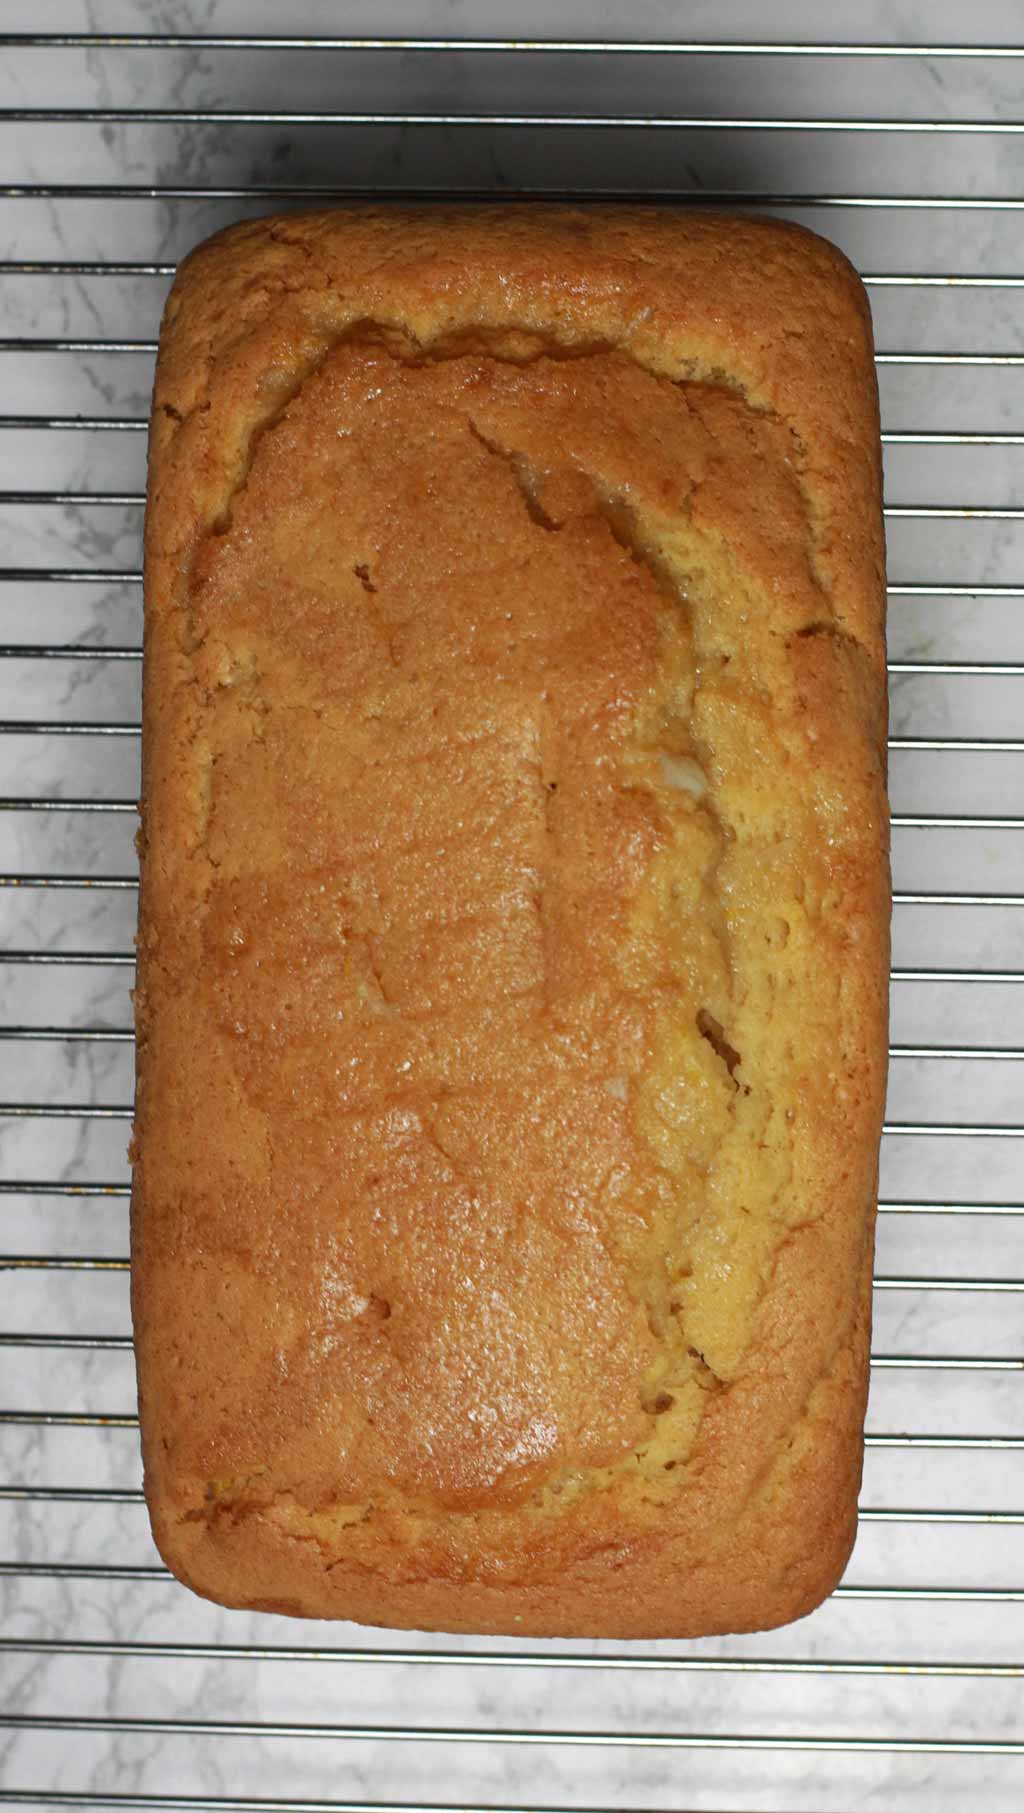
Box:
[134,206,888,1638]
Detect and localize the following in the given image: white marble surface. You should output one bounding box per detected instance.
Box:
[1,1,1022,1808]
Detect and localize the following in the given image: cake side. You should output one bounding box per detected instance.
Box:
[134,207,888,1636]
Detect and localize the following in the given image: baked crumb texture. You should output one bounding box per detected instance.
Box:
[134,207,889,1637]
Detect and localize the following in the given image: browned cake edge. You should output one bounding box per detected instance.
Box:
[134,206,889,1637]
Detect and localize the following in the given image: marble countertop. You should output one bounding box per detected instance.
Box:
[1,2,1022,1809]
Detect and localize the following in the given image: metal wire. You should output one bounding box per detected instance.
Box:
[0,1797,736,1813]
[14,494,1024,516]
[0,1799,745,1813]
[3,800,1019,827]
[2,972,1024,1005]
[4,34,1024,54]
[7,186,1024,207]
[0,1633,1022,1670]
[1,1187,1020,1211]
[1,1559,1022,1593]
[6,336,1024,357]
[0,1798,676,1813]
[4,417,1024,445]
[4,1339,1021,1370]
[5,257,1024,291]
[8,108,1024,132]
[1,1712,1023,1754]
[6,1105,1024,1137]
[0,1797,788,1813]
[0,880,1018,905]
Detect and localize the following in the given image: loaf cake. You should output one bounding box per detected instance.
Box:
[132,206,889,1637]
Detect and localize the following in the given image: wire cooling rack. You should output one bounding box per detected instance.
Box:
[0,3,1022,1809]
